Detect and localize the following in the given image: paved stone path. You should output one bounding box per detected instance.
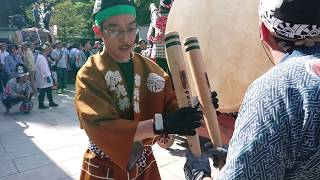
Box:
[0,85,217,180]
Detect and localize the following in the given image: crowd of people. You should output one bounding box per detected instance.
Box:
[0,24,165,116]
[0,40,102,115]
[2,0,320,179]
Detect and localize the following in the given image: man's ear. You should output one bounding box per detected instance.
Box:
[260,22,286,65]
[93,25,103,38]
[260,22,281,51]
[260,22,269,42]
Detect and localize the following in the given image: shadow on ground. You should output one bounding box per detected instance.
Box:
[0,85,86,180]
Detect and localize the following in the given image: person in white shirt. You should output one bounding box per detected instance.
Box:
[0,43,9,65]
[35,45,58,109]
[50,40,69,94]
[76,40,91,71]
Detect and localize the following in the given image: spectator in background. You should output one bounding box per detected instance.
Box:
[4,44,23,78]
[35,45,58,109]
[141,44,152,59]
[51,41,69,94]
[147,0,174,74]
[0,44,9,95]
[0,43,9,65]
[69,43,80,81]
[63,43,70,58]
[133,39,147,54]
[69,43,79,68]
[76,40,91,72]
[21,42,37,94]
[2,64,33,115]
[17,45,23,58]
[99,41,104,52]
[91,41,101,55]
[46,43,57,89]
[0,63,9,96]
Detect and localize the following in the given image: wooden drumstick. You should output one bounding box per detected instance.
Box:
[184,36,223,156]
[165,32,202,157]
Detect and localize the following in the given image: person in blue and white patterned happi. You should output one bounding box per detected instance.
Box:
[184,0,320,180]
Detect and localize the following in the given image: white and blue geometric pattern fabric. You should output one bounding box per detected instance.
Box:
[218,48,320,180]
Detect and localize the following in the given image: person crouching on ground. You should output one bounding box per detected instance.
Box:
[1,64,33,115]
[35,45,58,109]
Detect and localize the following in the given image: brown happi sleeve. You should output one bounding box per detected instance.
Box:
[75,61,139,171]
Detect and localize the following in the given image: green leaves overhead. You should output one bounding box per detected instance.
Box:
[134,0,159,25]
[22,0,160,42]
[50,0,95,42]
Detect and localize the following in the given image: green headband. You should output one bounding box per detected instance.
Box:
[94,5,136,25]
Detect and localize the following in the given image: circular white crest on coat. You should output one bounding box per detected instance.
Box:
[104,70,122,91]
[146,73,165,93]
[105,71,116,91]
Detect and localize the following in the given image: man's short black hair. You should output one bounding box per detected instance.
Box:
[15,63,28,73]
[80,40,91,47]
[7,44,18,54]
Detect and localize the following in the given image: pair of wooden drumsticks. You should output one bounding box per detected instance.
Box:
[165,32,224,168]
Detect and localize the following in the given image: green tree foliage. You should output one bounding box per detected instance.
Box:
[134,0,159,25]
[50,0,95,42]
[21,0,160,43]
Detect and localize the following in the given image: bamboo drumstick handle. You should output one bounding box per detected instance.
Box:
[165,32,202,157]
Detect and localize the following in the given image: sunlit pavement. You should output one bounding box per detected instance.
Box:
[0,84,218,180]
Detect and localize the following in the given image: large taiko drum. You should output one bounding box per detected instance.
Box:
[166,0,273,113]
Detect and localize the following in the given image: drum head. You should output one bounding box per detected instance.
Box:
[166,0,273,112]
